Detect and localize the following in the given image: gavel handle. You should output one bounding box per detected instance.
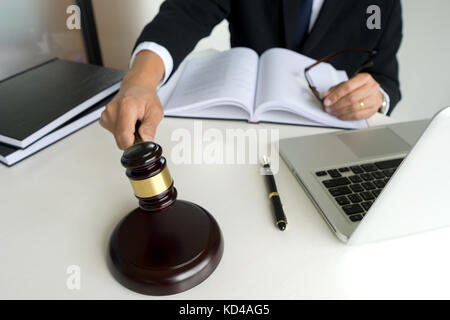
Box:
[134,121,143,144]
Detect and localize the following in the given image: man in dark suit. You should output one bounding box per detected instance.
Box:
[100,0,402,150]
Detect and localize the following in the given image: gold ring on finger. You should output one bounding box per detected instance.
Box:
[359,100,365,111]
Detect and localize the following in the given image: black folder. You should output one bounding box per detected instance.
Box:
[0,94,115,166]
[0,58,124,148]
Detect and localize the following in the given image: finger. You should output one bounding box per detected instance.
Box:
[336,106,378,121]
[322,84,339,98]
[332,82,382,118]
[333,93,380,120]
[323,73,372,107]
[115,101,140,150]
[99,102,117,132]
[99,110,109,130]
[138,100,164,141]
[326,82,373,114]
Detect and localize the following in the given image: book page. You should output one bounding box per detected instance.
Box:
[164,48,259,116]
[254,48,366,129]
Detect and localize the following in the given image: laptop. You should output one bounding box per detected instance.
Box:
[279,107,450,245]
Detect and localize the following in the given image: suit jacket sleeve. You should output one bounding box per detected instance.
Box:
[368,0,403,115]
[134,0,231,74]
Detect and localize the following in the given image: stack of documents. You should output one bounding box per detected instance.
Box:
[0,59,124,166]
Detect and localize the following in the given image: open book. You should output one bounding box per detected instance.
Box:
[158,48,367,129]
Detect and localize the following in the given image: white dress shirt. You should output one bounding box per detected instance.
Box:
[130,0,390,114]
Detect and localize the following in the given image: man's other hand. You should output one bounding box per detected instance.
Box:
[322,73,383,120]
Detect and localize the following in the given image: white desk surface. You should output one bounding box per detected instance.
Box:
[1,113,449,300]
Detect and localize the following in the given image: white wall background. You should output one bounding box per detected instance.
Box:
[92,0,450,121]
[395,0,450,121]
[0,0,86,80]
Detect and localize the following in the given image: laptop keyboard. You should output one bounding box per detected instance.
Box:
[315,158,404,223]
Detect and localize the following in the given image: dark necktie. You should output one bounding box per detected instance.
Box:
[293,0,314,50]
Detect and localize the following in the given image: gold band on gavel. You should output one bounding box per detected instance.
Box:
[129,166,173,198]
[269,192,279,199]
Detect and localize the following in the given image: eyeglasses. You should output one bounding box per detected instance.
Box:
[304,48,377,103]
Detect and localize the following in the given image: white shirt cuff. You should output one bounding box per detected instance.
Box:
[379,87,391,115]
[129,42,174,89]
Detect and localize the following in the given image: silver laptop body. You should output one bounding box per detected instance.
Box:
[279,107,450,245]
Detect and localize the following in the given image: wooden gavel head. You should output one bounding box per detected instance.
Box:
[108,141,224,296]
[121,142,177,211]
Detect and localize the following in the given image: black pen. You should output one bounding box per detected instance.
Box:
[262,156,287,231]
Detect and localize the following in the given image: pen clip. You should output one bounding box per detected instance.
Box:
[262,155,271,167]
[261,155,273,175]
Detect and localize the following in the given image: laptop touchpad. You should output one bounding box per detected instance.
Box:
[337,128,411,158]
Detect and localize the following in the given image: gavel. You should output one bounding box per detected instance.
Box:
[108,125,224,295]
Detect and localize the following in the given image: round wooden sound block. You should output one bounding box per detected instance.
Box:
[108,199,224,296]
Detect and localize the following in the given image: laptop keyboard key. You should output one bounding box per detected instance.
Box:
[360,191,375,201]
[372,189,382,197]
[342,204,364,215]
[374,179,386,188]
[327,169,342,178]
[382,168,396,178]
[361,173,374,181]
[322,177,350,188]
[315,171,327,177]
[349,214,363,222]
[372,171,385,179]
[361,201,373,211]
[349,175,363,183]
[335,196,350,206]
[348,194,363,203]
[329,186,352,196]
[350,166,363,174]
[338,167,350,172]
[350,184,364,193]
[375,158,404,170]
[362,182,376,190]
[361,163,378,172]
